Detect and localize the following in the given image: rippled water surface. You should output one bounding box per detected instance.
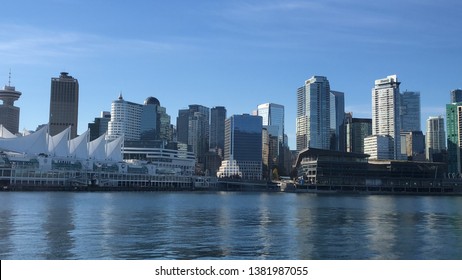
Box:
[1,192,462,259]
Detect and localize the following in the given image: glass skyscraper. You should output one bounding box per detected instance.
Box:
[49,72,79,138]
[330,91,345,151]
[446,103,462,174]
[450,89,462,103]
[210,106,226,156]
[400,91,421,132]
[221,114,262,180]
[296,76,331,152]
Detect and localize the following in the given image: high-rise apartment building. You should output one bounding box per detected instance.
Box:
[370,74,401,159]
[0,78,21,135]
[426,116,446,161]
[400,91,421,132]
[49,72,79,138]
[217,114,263,180]
[450,89,462,103]
[330,91,345,151]
[296,76,331,151]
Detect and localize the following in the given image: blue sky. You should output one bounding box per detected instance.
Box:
[1,0,461,149]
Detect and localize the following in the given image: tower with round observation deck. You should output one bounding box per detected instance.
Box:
[0,73,22,135]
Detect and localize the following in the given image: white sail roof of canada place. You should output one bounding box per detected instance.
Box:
[0,125,17,138]
[0,125,48,154]
[69,129,89,159]
[0,126,123,161]
[48,126,70,157]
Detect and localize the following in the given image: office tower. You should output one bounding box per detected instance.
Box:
[371,74,401,159]
[218,114,263,180]
[0,76,21,135]
[345,115,372,154]
[49,72,79,138]
[296,76,330,151]
[257,103,285,145]
[88,111,111,141]
[176,109,190,145]
[400,131,425,161]
[210,106,226,156]
[400,91,421,132]
[330,91,345,151]
[188,105,210,171]
[257,103,285,174]
[426,116,446,161]
[450,89,462,103]
[140,97,172,142]
[446,103,462,174]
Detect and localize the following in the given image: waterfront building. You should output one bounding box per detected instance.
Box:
[426,116,446,161]
[88,111,111,141]
[123,143,195,176]
[49,72,79,138]
[0,79,21,135]
[446,103,462,174]
[450,89,462,103]
[364,135,394,160]
[345,116,372,154]
[371,75,401,159]
[218,114,263,180]
[294,147,451,194]
[330,91,346,151]
[296,76,331,151]
[400,91,421,132]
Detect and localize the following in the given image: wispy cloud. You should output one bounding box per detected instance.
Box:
[0,24,193,65]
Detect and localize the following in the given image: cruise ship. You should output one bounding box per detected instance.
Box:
[0,125,209,191]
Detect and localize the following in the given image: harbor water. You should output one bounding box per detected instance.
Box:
[1,191,462,259]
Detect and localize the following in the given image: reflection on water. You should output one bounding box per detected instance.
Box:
[0,192,462,259]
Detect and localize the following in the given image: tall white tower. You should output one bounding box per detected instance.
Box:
[371,75,401,159]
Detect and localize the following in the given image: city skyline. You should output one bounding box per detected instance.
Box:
[1,1,461,149]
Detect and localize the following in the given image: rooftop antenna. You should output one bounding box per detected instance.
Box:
[8,69,11,86]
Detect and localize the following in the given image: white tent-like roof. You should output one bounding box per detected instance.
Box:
[0,126,123,161]
[88,133,107,160]
[106,135,123,162]
[69,130,89,159]
[0,125,17,138]
[48,127,70,157]
[0,125,48,154]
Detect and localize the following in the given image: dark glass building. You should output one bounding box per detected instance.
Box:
[223,114,263,180]
[49,72,79,138]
